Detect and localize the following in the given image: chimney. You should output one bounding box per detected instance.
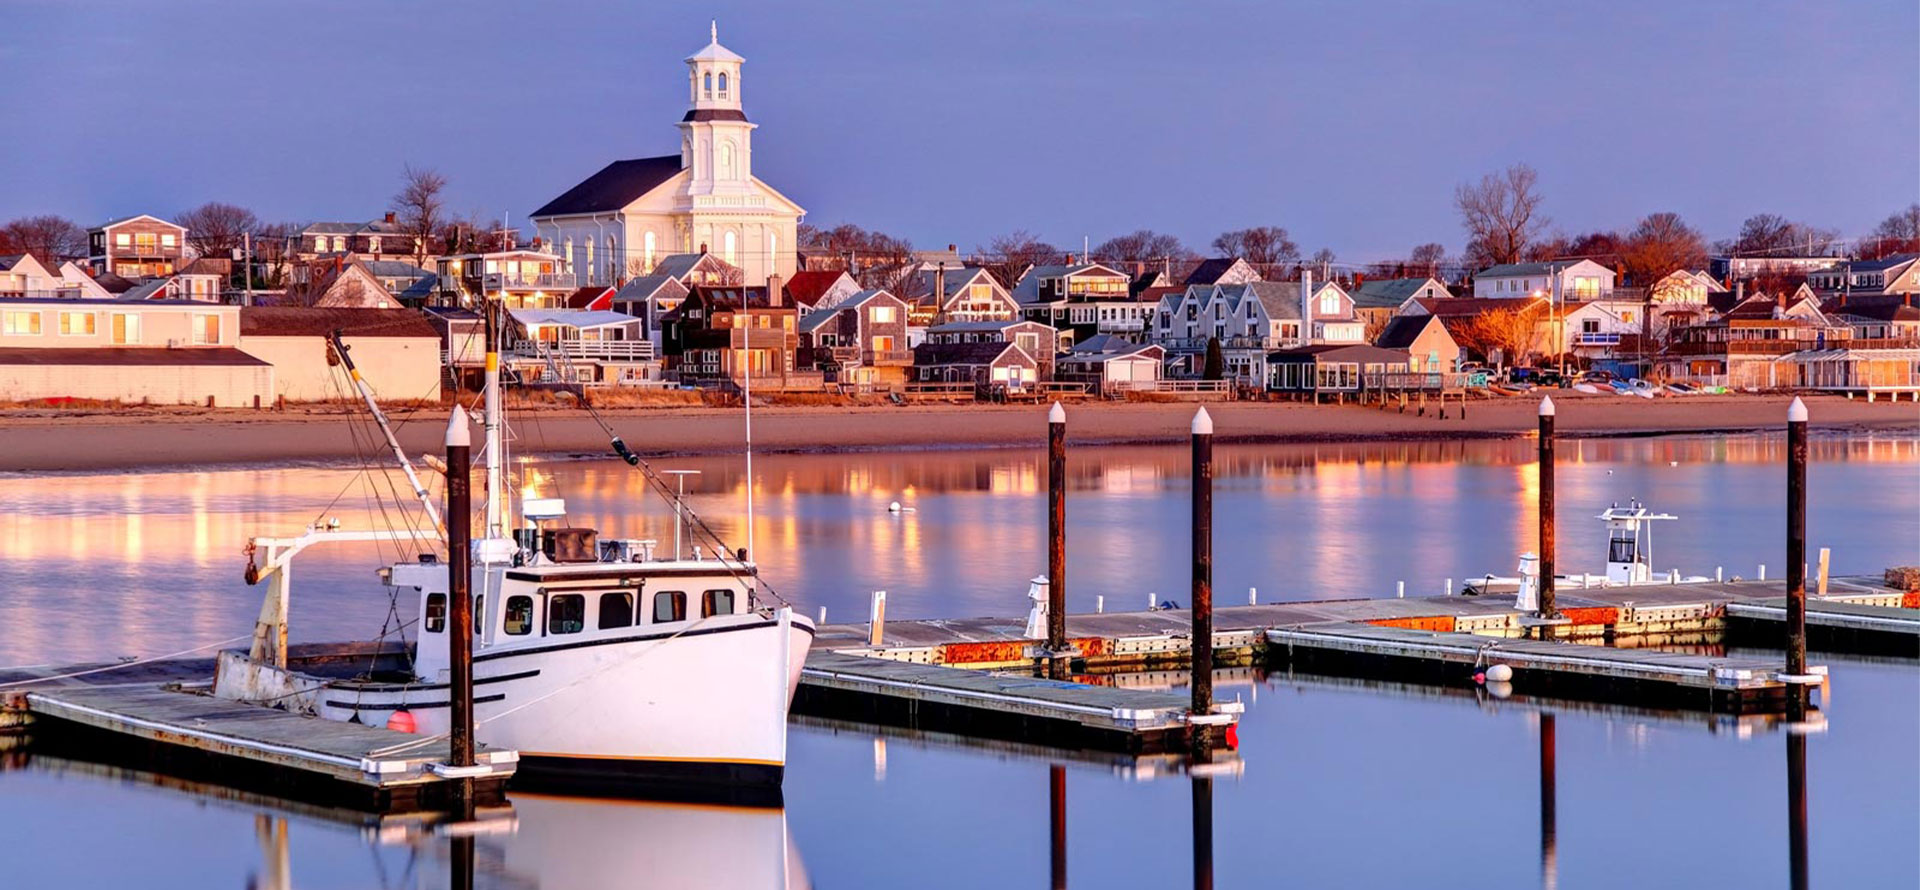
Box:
[1300,268,1315,346]
[1066,253,1076,265]
[1735,281,1744,303]
[384,211,396,225]
[1355,272,1366,287]
[700,242,709,255]
[766,273,783,308]
[947,243,956,253]
[1134,260,1144,276]
[935,263,946,303]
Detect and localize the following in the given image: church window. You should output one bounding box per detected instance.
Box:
[704,72,713,97]
[644,232,656,271]
[718,72,729,98]
[724,231,736,265]
[720,141,736,180]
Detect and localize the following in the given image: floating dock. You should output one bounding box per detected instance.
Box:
[1724,597,1920,657]
[794,651,1236,754]
[1,647,514,813]
[807,576,1915,715]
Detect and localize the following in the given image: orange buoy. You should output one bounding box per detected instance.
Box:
[385,710,416,733]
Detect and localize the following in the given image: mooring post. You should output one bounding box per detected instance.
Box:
[1786,397,1809,714]
[1538,396,1558,623]
[1047,402,1069,677]
[1540,712,1558,890]
[1816,547,1830,598]
[1050,764,1067,890]
[1192,770,1215,890]
[1787,730,1810,890]
[868,591,887,647]
[1190,407,1215,736]
[444,405,476,816]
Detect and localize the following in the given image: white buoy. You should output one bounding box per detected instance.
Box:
[1485,663,1514,683]
[1096,595,1104,614]
[1249,586,1257,606]
[1397,581,1405,599]
[888,501,902,513]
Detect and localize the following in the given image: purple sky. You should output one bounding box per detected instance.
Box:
[2,0,1914,263]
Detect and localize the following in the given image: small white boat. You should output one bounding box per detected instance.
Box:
[1572,383,1603,394]
[1469,499,1712,596]
[217,305,812,795]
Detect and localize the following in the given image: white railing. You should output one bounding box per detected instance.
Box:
[485,272,576,290]
[514,340,654,362]
[1575,332,1623,346]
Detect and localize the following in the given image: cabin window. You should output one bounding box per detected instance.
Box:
[504,595,533,635]
[653,590,687,623]
[474,595,484,636]
[599,591,634,629]
[702,589,735,617]
[424,593,447,633]
[549,594,585,634]
[1608,534,1637,565]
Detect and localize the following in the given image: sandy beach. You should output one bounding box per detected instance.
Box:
[0,393,1913,473]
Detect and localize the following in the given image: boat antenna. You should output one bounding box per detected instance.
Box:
[743,317,755,563]
[483,297,508,540]
[325,330,443,536]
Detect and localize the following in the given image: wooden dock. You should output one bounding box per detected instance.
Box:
[808,576,1915,714]
[1725,597,1920,657]
[794,651,1237,754]
[4,673,514,813]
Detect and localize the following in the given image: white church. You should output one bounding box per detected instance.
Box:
[531,24,805,288]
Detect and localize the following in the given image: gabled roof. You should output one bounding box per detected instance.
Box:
[1130,270,1171,295]
[565,285,616,310]
[1269,344,1412,362]
[1352,277,1443,308]
[240,307,439,338]
[120,279,169,301]
[1846,253,1919,273]
[509,308,640,330]
[0,254,49,274]
[912,340,1028,366]
[0,347,267,367]
[652,252,740,284]
[1821,296,1920,323]
[926,319,1041,334]
[1411,296,1548,317]
[798,289,898,332]
[530,155,684,218]
[613,275,687,304]
[783,270,856,308]
[89,213,182,233]
[92,272,137,294]
[1069,334,1156,356]
[1374,314,1441,349]
[1182,257,1254,286]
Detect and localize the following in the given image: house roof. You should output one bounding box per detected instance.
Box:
[529,155,683,218]
[1411,296,1548,317]
[1476,261,1606,278]
[0,254,38,272]
[1069,334,1155,356]
[0,347,268,367]
[613,275,686,304]
[783,270,854,307]
[927,319,1036,334]
[1352,277,1441,308]
[509,309,640,329]
[361,260,433,278]
[1130,270,1171,295]
[1374,314,1439,349]
[89,214,182,233]
[564,286,616,310]
[1182,258,1248,286]
[652,252,739,282]
[1821,296,1920,323]
[241,307,440,338]
[1269,344,1412,362]
[912,341,1025,366]
[1845,253,1919,273]
[91,272,137,294]
[120,279,169,301]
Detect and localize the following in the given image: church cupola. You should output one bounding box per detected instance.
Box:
[678,21,756,191]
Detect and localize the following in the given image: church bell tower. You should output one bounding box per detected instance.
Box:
[678,22,755,197]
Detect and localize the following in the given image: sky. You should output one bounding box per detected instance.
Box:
[2,0,1914,264]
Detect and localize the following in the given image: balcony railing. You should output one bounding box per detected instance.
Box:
[484,272,577,290]
[519,339,655,362]
[1160,335,1284,351]
[1574,332,1622,346]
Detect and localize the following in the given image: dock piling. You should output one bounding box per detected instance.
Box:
[1787,731,1810,890]
[1190,407,1215,730]
[1047,403,1068,676]
[1050,765,1067,890]
[818,606,827,625]
[1538,397,1558,621]
[1786,398,1809,711]
[868,591,888,647]
[1096,595,1104,614]
[1397,581,1405,598]
[1540,712,1558,889]
[444,407,476,814]
[1817,548,1830,598]
[1249,587,1257,606]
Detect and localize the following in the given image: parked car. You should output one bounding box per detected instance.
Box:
[1578,370,1615,384]
[1509,367,1566,387]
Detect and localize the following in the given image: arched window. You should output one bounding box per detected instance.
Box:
[644,232,656,272]
[723,231,737,265]
[718,72,729,97]
[767,231,778,273]
[719,141,735,179]
[703,72,712,97]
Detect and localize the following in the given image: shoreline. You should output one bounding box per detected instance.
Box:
[0,394,1913,473]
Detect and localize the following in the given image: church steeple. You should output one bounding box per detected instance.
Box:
[679,23,755,194]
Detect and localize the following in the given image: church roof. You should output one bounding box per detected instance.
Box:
[530,155,683,218]
[686,29,744,63]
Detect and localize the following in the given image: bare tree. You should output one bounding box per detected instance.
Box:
[1455,299,1547,368]
[1862,204,1920,259]
[1210,226,1299,266]
[1408,243,1447,277]
[1094,229,1190,266]
[1308,247,1336,278]
[1619,212,1706,286]
[974,229,1063,288]
[1,215,86,266]
[1455,163,1547,267]
[391,164,448,267]
[1718,213,1837,257]
[177,202,260,258]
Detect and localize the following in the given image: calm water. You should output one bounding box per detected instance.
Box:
[1,433,1916,888]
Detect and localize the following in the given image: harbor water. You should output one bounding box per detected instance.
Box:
[1,432,1915,887]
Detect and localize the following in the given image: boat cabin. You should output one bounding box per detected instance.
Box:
[1597,501,1678,585]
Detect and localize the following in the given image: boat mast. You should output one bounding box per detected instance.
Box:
[483,298,508,540]
[325,331,442,534]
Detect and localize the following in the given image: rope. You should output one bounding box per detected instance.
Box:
[0,634,252,690]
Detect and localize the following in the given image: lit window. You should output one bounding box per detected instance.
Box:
[115,233,130,247]
[59,312,96,335]
[192,314,220,344]
[1319,292,1339,315]
[111,313,140,344]
[598,592,634,629]
[702,589,735,618]
[424,593,447,633]
[653,590,687,623]
[161,233,176,247]
[643,231,656,271]
[871,305,896,323]
[4,311,41,335]
[723,231,736,264]
[503,595,533,635]
[548,594,585,634]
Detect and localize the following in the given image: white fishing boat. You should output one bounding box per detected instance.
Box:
[215,308,813,794]
[1467,499,1712,596]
